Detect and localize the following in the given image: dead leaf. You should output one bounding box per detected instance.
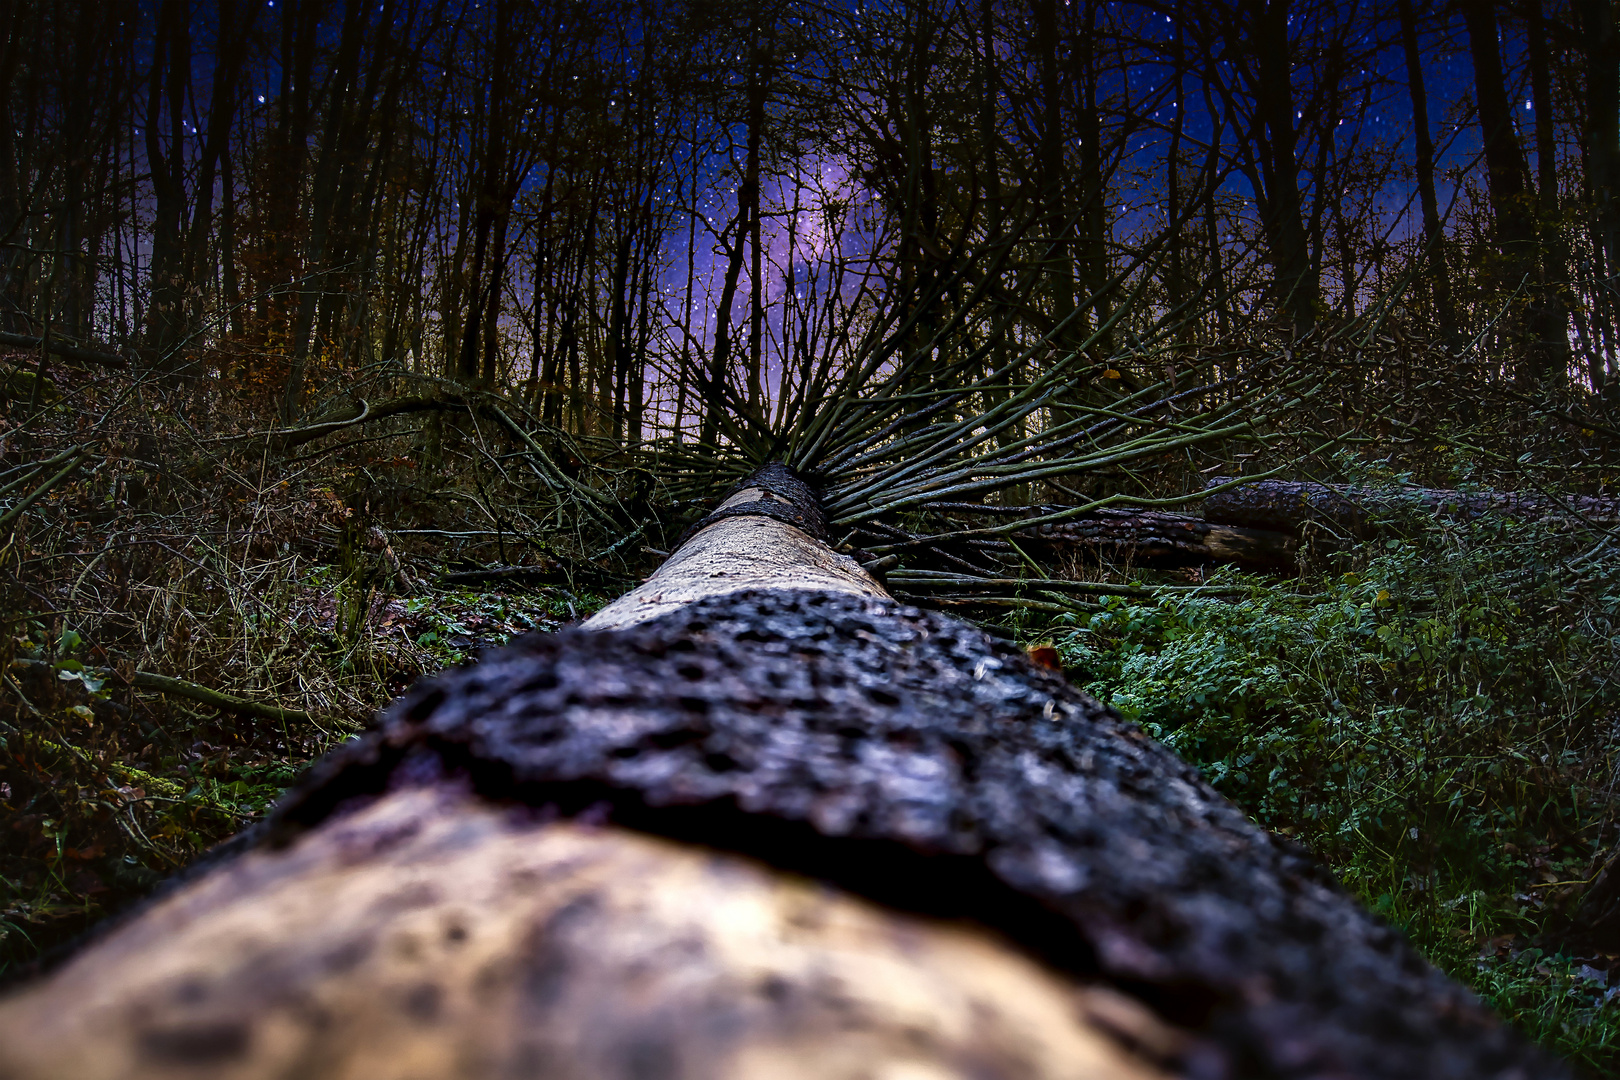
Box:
[1027,644,1062,672]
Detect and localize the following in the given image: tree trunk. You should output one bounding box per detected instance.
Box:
[1074,0,1108,344]
[1574,0,1620,394]
[281,0,375,418]
[1396,0,1457,342]
[1525,0,1574,380]
[584,467,886,630]
[1203,476,1620,536]
[1027,507,1294,568]
[1034,0,1074,342]
[606,231,633,441]
[1166,2,1186,319]
[1248,0,1317,333]
[915,503,1295,569]
[141,0,192,369]
[0,465,1564,1080]
[1461,0,1564,386]
[1557,845,1620,953]
[698,34,769,448]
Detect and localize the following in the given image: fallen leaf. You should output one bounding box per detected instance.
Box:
[1027,643,1062,672]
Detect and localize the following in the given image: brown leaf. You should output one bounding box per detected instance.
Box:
[1026,643,1063,672]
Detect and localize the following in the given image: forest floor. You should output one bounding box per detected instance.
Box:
[2,350,1618,1074]
[1043,507,1620,1074]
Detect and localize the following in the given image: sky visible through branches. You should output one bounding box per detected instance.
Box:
[3,0,1613,435]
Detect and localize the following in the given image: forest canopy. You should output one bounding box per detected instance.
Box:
[3,0,1618,411]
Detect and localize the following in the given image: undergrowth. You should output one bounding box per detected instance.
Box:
[0,572,603,972]
[0,354,619,973]
[1052,480,1620,1073]
[4,349,1618,1073]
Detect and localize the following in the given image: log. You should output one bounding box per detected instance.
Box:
[922,502,1297,570]
[0,330,129,370]
[0,464,1566,1079]
[1551,846,1620,954]
[1020,507,1296,567]
[0,787,1173,1080]
[1203,477,1620,537]
[586,468,885,630]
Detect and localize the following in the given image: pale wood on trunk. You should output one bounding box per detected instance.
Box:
[0,787,1174,1080]
[584,487,888,631]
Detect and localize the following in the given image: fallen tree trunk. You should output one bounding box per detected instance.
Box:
[1550,846,1620,955]
[1023,507,1294,567]
[925,472,1616,574]
[922,503,1297,570]
[0,331,130,370]
[0,464,1565,1079]
[1203,476,1620,537]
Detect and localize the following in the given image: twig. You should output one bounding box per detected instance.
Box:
[12,657,316,726]
[0,330,128,369]
[127,670,319,727]
[0,450,89,533]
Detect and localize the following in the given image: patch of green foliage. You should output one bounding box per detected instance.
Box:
[402,586,599,667]
[1052,496,1620,1073]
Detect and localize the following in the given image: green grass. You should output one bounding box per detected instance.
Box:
[0,578,608,976]
[1049,500,1620,1073]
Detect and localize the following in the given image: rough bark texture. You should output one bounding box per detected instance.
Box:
[0,788,1176,1080]
[1018,509,1295,568]
[676,461,830,545]
[921,504,1296,570]
[1203,477,1620,537]
[16,588,1548,1080]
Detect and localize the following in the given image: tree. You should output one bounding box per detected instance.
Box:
[692,0,784,447]
[143,0,259,372]
[1211,0,1320,332]
[1572,0,1620,394]
[1396,0,1457,342]
[1461,0,1570,385]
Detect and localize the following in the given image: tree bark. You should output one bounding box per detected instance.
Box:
[1461,0,1567,386]
[281,0,377,418]
[585,516,885,630]
[1024,508,1295,567]
[922,503,1296,569]
[1034,0,1074,341]
[1246,0,1317,333]
[1202,477,1620,536]
[0,331,127,369]
[0,465,1565,1079]
[1574,0,1620,394]
[698,33,770,448]
[1525,0,1574,379]
[141,0,193,368]
[1396,0,1457,342]
[1557,844,1620,953]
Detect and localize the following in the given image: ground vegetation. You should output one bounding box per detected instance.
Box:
[2,0,1620,1070]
